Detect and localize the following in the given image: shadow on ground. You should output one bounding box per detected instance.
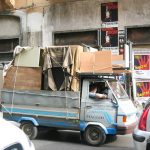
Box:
[36,128,117,145]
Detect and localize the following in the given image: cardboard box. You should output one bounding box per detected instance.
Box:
[79,51,112,73]
[3,66,42,90]
[112,55,124,68]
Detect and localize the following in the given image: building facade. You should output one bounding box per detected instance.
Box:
[0,0,150,50]
[0,0,150,100]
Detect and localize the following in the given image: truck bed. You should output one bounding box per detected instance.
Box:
[1,89,80,129]
[2,104,79,119]
[1,89,80,109]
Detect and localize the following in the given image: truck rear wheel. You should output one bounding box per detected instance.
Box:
[84,126,106,146]
[20,122,38,140]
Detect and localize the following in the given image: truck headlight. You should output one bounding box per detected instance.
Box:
[123,116,127,123]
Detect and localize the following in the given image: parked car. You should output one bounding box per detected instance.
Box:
[0,118,35,150]
[133,99,150,150]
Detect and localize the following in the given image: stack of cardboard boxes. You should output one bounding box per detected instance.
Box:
[3,45,123,91]
[3,46,83,91]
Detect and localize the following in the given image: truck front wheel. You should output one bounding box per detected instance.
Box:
[20,122,38,140]
[84,126,106,146]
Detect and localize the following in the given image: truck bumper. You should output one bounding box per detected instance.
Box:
[116,121,137,135]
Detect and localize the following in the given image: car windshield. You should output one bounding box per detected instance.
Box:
[108,81,129,99]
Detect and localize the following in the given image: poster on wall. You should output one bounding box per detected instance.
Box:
[136,81,150,97]
[101,27,119,54]
[132,49,150,79]
[134,55,150,70]
[134,54,150,79]
[101,2,118,28]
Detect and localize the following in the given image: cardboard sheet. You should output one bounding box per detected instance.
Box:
[14,47,41,67]
[112,54,124,68]
[3,66,42,90]
[79,51,112,73]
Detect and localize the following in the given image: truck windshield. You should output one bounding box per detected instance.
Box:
[108,81,129,99]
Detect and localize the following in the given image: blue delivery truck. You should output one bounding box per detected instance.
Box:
[0,73,138,146]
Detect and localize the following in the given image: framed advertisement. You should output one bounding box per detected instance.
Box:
[136,81,150,97]
[101,27,119,54]
[101,28,118,47]
[101,2,118,28]
[134,55,150,70]
[132,48,150,101]
[132,48,150,79]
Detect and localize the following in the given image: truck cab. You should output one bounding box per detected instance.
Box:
[79,74,138,146]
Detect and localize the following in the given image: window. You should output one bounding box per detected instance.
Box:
[4,143,23,150]
[127,26,150,44]
[108,81,128,99]
[54,30,99,48]
[0,15,20,63]
[0,38,19,62]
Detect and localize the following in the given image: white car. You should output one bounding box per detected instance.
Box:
[133,100,150,150]
[0,118,35,150]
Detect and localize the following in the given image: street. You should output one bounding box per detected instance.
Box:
[32,130,136,150]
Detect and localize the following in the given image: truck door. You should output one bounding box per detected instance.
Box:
[81,80,117,128]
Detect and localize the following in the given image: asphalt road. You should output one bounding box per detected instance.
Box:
[32,130,136,150]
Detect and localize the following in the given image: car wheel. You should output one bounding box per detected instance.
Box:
[20,122,38,140]
[84,126,106,146]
